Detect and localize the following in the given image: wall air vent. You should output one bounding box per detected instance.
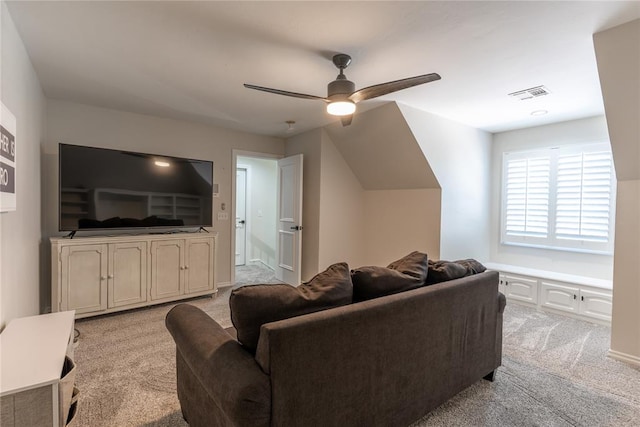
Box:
[508,85,551,101]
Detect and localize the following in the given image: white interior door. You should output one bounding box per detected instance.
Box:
[235,168,247,266]
[276,154,303,285]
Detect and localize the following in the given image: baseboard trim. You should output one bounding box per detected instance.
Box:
[608,349,640,367]
[217,281,232,289]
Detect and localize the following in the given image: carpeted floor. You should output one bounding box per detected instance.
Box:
[72,271,640,426]
[234,261,281,287]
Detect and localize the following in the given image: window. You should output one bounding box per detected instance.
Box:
[501,143,615,254]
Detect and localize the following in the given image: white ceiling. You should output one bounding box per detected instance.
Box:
[6,1,640,137]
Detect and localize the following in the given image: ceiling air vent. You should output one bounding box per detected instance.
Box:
[508,85,551,101]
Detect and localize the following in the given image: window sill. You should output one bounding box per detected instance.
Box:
[500,241,613,256]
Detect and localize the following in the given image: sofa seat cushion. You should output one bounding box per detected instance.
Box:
[351,251,429,302]
[426,258,487,285]
[230,262,353,353]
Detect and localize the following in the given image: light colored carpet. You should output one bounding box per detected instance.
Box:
[234,261,281,287]
[73,277,640,426]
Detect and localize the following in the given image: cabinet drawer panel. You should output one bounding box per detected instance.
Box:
[541,282,579,313]
[503,274,538,304]
[579,289,612,321]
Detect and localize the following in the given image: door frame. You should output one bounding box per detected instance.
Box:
[231,150,282,286]
[235,165,250,267]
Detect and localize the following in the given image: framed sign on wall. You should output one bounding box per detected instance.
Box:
[0,101,16,212]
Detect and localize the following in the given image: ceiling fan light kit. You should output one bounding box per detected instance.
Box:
[327,100,356,116]
[244,53,440,126]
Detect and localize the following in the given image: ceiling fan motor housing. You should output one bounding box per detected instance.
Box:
[328,78,355,99]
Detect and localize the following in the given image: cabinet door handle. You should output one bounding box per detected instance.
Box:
[100,276,106,280]
[108,274,114,279]
[185,265,189,270]
[581,296,584,301]
[573,294,577,300]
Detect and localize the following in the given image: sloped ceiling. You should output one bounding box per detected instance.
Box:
[324,103,438,191]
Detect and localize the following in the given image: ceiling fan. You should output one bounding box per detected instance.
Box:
[244,54,441,126]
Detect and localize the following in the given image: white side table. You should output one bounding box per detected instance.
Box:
[0,311,76,426]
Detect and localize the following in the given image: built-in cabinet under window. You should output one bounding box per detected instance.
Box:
[487,263,613,324]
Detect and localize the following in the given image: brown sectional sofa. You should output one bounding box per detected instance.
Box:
[166,270,505,427]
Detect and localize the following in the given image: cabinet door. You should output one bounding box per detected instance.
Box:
[540,281,579,313]
[503,274,538,304]
[108,242,148,308]
[579,288,612,322]
[498,274,507,294]
[60,244,108,314]
[150,240,184,300]
[185,237,215,294]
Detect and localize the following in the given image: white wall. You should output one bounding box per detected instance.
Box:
[363,189,441,266]
[594,19,640,364]
[44,100,284,289]
[399,103,492,262]
[318,130,366,271]
[289,119,444,280]
[489,116,614,280]
[609,181,640,362]
[0,2,46,328]
[323,103,443,270]
[237,156,278,269]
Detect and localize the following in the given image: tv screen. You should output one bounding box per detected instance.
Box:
[59,143,213,232]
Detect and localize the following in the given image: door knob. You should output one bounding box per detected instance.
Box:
[290,226,303,231]
[238,220,246,224]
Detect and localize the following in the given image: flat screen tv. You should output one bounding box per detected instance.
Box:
[59,143,213,232]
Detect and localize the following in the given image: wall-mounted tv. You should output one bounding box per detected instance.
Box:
[59,143,213,232]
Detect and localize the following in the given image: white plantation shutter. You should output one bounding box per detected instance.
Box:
[556,151,613,242]
[501,143,615,253]
[504,156,550,238]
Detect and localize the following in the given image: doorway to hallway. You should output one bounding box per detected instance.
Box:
[232,151,304,287]
[234,155,278,283]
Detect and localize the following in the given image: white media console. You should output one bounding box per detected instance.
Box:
[51,232,217,319]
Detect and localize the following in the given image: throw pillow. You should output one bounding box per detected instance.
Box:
[455,258,487,275]
[425,258,487,285]
[351,251,429,302]
[229,262,353,353]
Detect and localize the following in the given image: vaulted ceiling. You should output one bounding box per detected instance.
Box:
[6,1,640,137]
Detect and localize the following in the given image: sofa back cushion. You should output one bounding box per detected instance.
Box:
[351,251,429,302]
[230,262,353,353]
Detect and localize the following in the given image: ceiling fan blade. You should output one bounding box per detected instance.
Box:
[348,73,441,103]
[340,115,353,127]
[244,84,328,102]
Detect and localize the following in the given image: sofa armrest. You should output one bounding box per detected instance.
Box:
[498,291,507,313]
[166,304,270,427]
